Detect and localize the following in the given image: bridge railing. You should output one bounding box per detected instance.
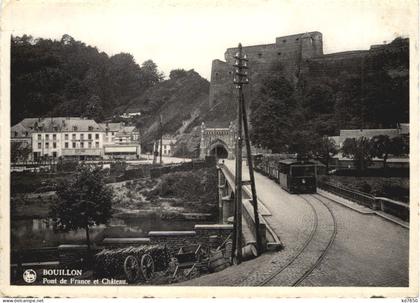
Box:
[318,181,409,222]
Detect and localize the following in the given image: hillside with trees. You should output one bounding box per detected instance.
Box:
[249,37,409,156]
[12,35,409,159]
[11,35,163,125]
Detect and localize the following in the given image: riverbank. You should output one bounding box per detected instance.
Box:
[11,166,219,250]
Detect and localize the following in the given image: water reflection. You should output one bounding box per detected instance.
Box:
[12,214,212,250]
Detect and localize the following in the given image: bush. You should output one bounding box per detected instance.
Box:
[56,160,78,172]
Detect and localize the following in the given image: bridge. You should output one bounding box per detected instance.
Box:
[181,159,410,286]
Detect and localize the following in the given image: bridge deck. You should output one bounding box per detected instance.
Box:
[184,159,410,286]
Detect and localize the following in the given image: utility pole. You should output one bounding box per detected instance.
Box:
[241,92,262,255]
[232,43,249,264]
[231,43,262,261]
[159,114,163,164]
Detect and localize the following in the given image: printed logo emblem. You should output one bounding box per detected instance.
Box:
[23,269,37,283]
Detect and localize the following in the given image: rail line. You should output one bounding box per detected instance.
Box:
[257,195,319,286]
[258,193,337,286]
[292,194,338,286]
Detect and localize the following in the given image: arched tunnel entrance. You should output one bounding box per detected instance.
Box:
[210,144,228,159]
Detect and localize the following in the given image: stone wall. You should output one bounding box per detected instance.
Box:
[208,32,408,121]
[208,32,323,108]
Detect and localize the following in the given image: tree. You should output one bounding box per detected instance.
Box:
[140,60,164,87]
[84,95,104,121]
[11,142,31,163]
[169,69,188,80]
[370,135,392,168]
[342,137,373,171]
[51,165,113,253]
[250,63,299,152]
[389,136,409,156]
[313,136,338,172]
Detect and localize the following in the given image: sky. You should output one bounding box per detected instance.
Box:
[3,0,415,80]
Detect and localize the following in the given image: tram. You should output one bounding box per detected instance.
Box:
[255,154,318,194]
[278,159,317,194]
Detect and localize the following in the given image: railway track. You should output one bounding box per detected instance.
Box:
[258,193,337,286]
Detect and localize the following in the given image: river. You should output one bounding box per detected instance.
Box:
[11,214,215,250]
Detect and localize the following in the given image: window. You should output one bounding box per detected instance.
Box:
[72,134,76,140]
[53,142,57,148]
[291,166,315,177]
[95,142,99,148]
[111,132,114,136]
[72,142,76,148]
[95,134,99,139]
[119,138,123,142]
[45,134,49,140]
[88,134,92,140]
[81,142,84,148]
[88,142,92,148]
[65,142,69,148]
[88,126,93,131]
[72,126,78,131]
[45,142,49,148]
[80,134,84,140]
[14,131,18,137]
[53,134,56,140]
[65,134,69,140]
[38,142,41,149]
[38,134,41,140]
[25,132,29,137]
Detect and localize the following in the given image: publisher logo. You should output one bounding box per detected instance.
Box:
[23,269,37,283]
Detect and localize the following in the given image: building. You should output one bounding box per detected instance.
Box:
[11,118,40,161]
[119,112,141,119]
[12,117,142,162]
[153,135,177,157]
[209,32,408,112]
[31,117,104,161]
[99,122,141,160]
[329,124,409,148]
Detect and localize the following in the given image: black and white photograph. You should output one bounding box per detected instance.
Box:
[1,0,418,298]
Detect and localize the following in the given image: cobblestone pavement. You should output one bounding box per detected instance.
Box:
[177,161,409,286]
[299,194,409,287]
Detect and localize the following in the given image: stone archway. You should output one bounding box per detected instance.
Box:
[209,141,229,159]
[199,122,235,159]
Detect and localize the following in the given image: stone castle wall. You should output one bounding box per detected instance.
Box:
[209,31,323,108]
[208,32,408,114]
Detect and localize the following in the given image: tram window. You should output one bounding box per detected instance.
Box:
[291,166,315,176]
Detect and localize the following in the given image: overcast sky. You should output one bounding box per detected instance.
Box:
[3,0,414,80]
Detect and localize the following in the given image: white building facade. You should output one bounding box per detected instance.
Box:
[153,136,177,157]
[31,118,105,161]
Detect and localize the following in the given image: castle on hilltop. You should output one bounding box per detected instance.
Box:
[208,31,408,108]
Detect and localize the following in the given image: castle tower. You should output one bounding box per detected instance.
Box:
[301,32,323,59]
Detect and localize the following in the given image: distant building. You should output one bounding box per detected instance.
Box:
[153,135,177,157]
[31,117,104,161]
[329,124,409,148]
[119,112,141,119]
[11,117,142,162]
[11,118,40,161]
[99,122,141,160]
